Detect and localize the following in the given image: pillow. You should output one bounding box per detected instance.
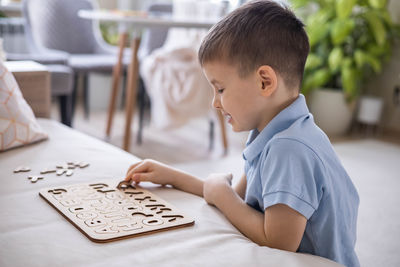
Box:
[0,61,48,151]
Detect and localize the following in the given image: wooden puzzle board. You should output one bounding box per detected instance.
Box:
[39,182,195,243]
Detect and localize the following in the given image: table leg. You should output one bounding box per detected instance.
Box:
[217,109,229,155]
[123,37,141,151]
[106,32,127,137]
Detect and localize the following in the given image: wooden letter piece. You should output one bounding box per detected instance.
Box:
[76,212,98,220]
[85,219,107,228]
[142,218,163,226]
[95,225,119,234]
[14,166,31,173]
[40,168,56,174]
[28,175,44,183]
[117,221,143,231]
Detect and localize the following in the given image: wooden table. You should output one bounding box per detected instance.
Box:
[78,10,227,152]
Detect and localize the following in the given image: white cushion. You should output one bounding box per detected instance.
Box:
[0,61,48,151]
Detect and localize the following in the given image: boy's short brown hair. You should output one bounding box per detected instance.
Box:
[198,0,309,90]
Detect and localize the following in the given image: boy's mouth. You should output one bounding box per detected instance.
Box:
[225,114,232,123]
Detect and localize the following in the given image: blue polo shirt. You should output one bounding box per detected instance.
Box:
[243,94,360,267]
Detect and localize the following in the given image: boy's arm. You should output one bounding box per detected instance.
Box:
[170,170,204,197]
[234,173,247,199]
[204,175,307,251]
[125,159,204,197]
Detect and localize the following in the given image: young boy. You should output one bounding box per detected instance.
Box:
[125,1,360,266]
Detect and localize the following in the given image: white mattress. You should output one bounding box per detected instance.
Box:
[0,119,341,267]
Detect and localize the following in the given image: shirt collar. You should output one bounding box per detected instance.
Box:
[243,94,309,162]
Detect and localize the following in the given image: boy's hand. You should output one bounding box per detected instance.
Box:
[125,159,205,197]
[203,173,233,206]
[125,159,175,186]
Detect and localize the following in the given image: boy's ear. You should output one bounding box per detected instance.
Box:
[257,65,278,97]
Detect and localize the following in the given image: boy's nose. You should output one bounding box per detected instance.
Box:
[212,95,221,109]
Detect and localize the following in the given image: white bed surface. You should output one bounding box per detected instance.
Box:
[0,119,340,267]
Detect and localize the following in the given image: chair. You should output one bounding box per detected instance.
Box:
[23,0,130,120]
[134,3,228,152]
[5,4,74,126]
[136,3,173,144]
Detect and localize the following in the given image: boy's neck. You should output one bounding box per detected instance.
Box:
[256,91,299,132]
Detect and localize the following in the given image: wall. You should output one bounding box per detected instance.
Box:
[364,0,400,132]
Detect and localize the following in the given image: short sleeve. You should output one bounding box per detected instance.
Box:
[260,138,324,219]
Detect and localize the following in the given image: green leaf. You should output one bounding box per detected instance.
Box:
[342,58,353,68]
[365,54,382,73]
[380,10,393,25]
[330,19,355,45]
[308,23,331,47]
[328,47,343,72]
[336,0,356,19]
[313,68,332,88]
[354,50,366,68]
[354,50,380,72]
[305,53,323,70]
[364,11,387,46]
[366,44,386,56]
[341,67,358,99]
[301,68,331,95]
[290,0,310,9]
[368,0,387,9]
[301,75,316,95]
[306,8,333,26]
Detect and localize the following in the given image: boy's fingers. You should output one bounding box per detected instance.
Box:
[125,161,150,181]
[132,173,152,183]
[125,161,143,176]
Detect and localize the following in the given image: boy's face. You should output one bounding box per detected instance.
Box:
[202,61,266,132]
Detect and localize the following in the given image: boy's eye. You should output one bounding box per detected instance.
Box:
[217,88,224,94]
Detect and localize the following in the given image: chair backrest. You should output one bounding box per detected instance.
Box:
[137,3,173,61]
[23,0,100,54]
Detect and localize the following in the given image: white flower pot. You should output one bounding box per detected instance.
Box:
[309,89,355,136]
[356,96,384,125]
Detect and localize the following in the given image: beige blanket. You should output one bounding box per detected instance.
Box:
[140,47,213,130]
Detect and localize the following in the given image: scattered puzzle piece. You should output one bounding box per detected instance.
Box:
[40,168,57,174]
[53,161,89,177]
[14,166,31,173]
[66,161,89,169]
[28,175,44,183]
[56,169,66,176]
[67,164,76,169]
[18,161,89,183]
[56,169,74,176]
[77,162,90,168]
[56,163,69,169]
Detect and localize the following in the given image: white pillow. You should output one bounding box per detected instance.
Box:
[0,61,48,151]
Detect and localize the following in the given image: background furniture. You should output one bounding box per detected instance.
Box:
[0,118,341,267]
[4,60,50,118]
[4,59,74,125]
[24,0,129,119]
[78,9,227,152]
[5,0,75,126]
[136,3,172,145]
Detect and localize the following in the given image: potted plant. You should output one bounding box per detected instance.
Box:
[291,0,400,135]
